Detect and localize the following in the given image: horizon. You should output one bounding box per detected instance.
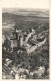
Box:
[2,8,49,14]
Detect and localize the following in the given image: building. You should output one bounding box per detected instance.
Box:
[10,28,23,51]
[24,28,35,43]
[10,28,35,51]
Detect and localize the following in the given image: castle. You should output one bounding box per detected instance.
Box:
[10,28,35,51]
[10,28,46,53]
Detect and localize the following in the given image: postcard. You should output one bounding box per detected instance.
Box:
[0,0,51,80]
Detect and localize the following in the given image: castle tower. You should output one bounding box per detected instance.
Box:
[19,35,23,47]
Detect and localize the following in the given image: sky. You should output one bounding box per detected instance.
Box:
[1,0,49,9]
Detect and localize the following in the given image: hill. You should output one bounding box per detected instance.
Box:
[2,11,49,30]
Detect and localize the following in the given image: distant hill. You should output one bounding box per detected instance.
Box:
[2,12,49,23]
[2,9,49,37]
[2,8,49,17]
[2,12,49,31]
